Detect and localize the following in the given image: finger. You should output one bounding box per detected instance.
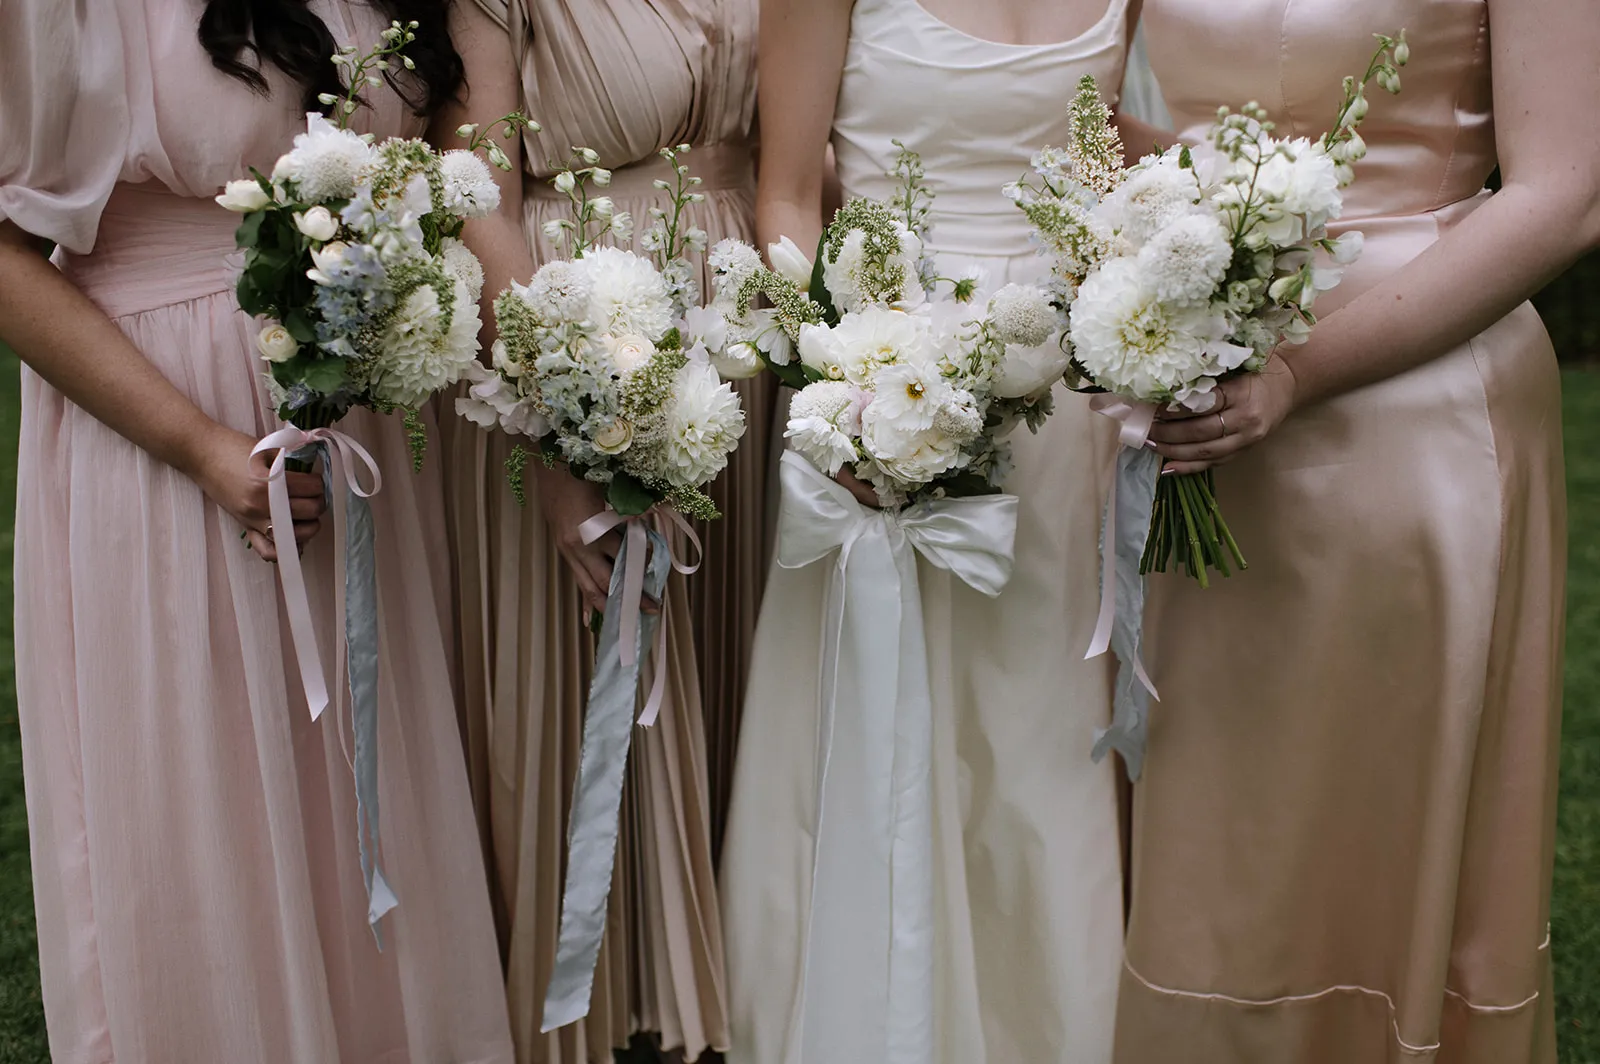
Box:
[593,530,623,560]
[567,548,612,614]
[1148,416,1227,446]
[284,472,327,497]
[292,518,323,546]
[289,495,328,521]
[246,529,279,562]
[1155,390,1228,421]
[1151,434,1253,465]
[1162,455,1238,476]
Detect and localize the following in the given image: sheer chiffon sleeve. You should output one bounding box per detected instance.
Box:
[0,0,130,253]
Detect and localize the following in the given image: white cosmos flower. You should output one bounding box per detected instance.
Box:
[439,149,501,219]
[439,238,486,303]
[1069,258,1242,402]
[987,284,1058,347]
[870,359,952,433]
[217,179,271,212]
[1137,214,1233,305]
[373,278,483,407]
[767,235,815,288]
[665,360,746,486]
[593,419,635,455]
[785,380,864,476]
[581,246,674,340]
[273,113,374,203]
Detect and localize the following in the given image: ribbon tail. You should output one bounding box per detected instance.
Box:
[542,527,672,1031]
[269,444,331,721]
[1090,445,1163,781]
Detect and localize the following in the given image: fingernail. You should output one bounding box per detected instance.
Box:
[1144,440,1158,451]
[1160,467,1176,476]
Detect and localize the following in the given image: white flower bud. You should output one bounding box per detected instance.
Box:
[579,147,600,165]
[294,206,340,241]
[553,171,577,194]
[543,219,567,240]
[1393,41,1410,66]
[592,169,612,187]
[487,144,510,170]
[591,196,615,218]
[215,179,271,213]
[257,324,300,363]
[317,92,339,107]
[456,123,478,139]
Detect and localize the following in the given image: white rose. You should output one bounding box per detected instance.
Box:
[991,339,1072,399]
[295,206,339,241]
[216,179,271,213]
[306,240,350,284]
[605,334,656,375]
[257,324,300,363]
[767,235,815,288]
[594,419,635,454]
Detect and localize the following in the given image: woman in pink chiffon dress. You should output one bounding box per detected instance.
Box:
[0,2,527,1060]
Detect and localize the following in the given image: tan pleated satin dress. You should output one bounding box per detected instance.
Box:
[1116,2,1564,1062]
[443,2,764,1060]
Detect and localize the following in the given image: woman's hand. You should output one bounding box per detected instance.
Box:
[186,425,327,562]
[1147,355,1300,475]
[532,464,661,622]
[834,466,882,508]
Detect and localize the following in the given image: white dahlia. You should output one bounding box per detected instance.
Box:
[665,360,746,486]
[524,260,593,323]
[1137,214,1233,305]
[374,278,483,407]
[785,380,865,476]
[439,237,486,303]
[581,246,674,340]
[439,149,501,219]
[1095,155,1202,246]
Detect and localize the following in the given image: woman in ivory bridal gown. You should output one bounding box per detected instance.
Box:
[719,0,1140,1061]
[1120,0,1599,1060]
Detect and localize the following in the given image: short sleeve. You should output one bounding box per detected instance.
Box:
[0,0,130,254]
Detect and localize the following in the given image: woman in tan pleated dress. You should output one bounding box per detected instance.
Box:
[1116,0,1599,1061]
[443,2,765,1060]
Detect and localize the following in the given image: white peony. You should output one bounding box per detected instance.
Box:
[581,246,674,340]
[457,361,549,437]
[1095,156,1202,246]
[439,150,501,218]
[785,380,864,476]
[991,338,1072,399]
[273,113,374,203]
[217,179,271,212]
[859,402,965,486]
[604,333,657,375]
[439,238,486,303]
[1070,258,1246,402]
[767,236,815,288]
[1137,214,1233,305]
[524,260,592,322]
[870,359,952,433]
[294,206,339,241]
[665,360,746,486]
[257,323,299,363]
[987,284,1058,347]
[373,279,483,407]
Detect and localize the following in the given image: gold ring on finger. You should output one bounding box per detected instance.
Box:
[1216,411,1228,436]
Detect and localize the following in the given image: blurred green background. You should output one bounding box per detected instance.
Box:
[0,248,1594,1061]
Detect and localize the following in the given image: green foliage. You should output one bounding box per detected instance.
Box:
[605,471,657,517]
[506,442,530,506]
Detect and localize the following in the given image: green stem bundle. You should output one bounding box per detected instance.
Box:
[1139,471,1248,588]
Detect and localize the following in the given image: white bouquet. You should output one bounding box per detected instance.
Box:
[690,145,1068,509]
[1016,37,1407,584]
[221,21,532,467]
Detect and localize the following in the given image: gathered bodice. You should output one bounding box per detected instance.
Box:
[833,0,1133,262]
[474,0,757,180]
[1145,0,1495,225]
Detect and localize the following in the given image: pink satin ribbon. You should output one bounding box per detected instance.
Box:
[250,425,383,721]
[1086,395,1160,702]
[577,505,703,727]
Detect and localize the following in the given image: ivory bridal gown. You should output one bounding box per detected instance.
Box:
[1119,1,1565,1061]
[720,0,1131,1060]
[446,1,763,1059]
[0,3,512,1062]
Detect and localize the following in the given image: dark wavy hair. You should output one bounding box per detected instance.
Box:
[198,0,465,117]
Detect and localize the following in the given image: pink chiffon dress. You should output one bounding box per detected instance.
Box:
[0,3,513,1061]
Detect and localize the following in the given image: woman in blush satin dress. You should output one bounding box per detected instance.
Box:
[1117,1,1598,1060]
[444,2,763,1060]
[719,0,1141,1061]
[0,1,528,1061]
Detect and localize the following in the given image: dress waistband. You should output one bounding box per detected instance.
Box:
[526,142,754,202]
[61,183,243,320]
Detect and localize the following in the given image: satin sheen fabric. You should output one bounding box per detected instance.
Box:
[0,3,514,1061]
[446,1,759,1060]
[1118,2,1564,1062]
[720,0,1131,1060]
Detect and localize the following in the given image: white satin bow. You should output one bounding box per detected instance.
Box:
[776,452,1016,1064]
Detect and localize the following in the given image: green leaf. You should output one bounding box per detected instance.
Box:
[936,471,1001,498]
[1179,145,1194,170]
[282,308,318,344]
[234,211,266,249]
[606,471,659,517]
[761,356,810,391]
[658,326,683,351]
[808,231,840,327]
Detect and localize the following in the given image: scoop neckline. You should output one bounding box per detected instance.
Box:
[898,0,1123,49]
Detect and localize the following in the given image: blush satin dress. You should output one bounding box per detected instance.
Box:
[1119,2,1564,1061]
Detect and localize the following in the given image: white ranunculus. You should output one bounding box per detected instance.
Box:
[665,360,746,486]
[593,418,635,455]
[295,206,339,241]
[581,245,674,340]
[604,333,657,375]
[767,235,815,289]
[257,323,300,363]
[991,338,1072,399]
[217,179,271,213]
[1138,214,1233,305]
[710,341,763,381]
[987,283,1058,348]
[439,149,501,218]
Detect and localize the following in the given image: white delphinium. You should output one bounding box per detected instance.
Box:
[439,237,486,302]
[987,284,1058,347]
[373,278,483,407]
[785,381,864,476]
[273,113,375,202]
[524,261,593,322]
[439,149,501,218]
[582,246,674,340]
[1069,258,1248,403]
[1137,214,1233,305]
[1094,155,1201,246]
[664,360,747,486]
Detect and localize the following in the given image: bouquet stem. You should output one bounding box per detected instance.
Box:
[284,401,344,474]
[1139,470,1247,588]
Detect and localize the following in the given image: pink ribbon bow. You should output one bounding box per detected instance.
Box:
[1085,394,1160,702]
[250,425,382,721]
[577,505,703,726]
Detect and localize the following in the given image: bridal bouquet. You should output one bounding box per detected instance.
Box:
[1015,34,1407,585]
[218,20,531,465]
[461,146,746,1033]
[689,145,1068,509]
[213,21,531,939]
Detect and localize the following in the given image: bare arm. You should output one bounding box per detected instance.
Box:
[1153,0,1600,471]
[1113,0,1170,159]
[755,0,855,256]
[0,222,326,556]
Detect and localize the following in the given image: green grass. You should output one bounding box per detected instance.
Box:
[0,357,1594,1061]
